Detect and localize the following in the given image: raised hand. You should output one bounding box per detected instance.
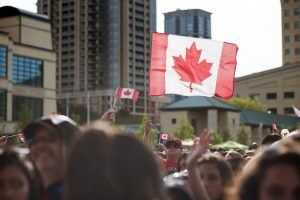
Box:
[145,120,152,134]
[187,129,212,169]
[100,109,115,124]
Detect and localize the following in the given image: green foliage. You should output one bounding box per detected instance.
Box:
[222,128,232,141]
[57,103,99,125]
[226,98,267,112]
[172,116,195,140]
[237,126,250,145]
[15,105,33,133]
[115,109,141,124]
[0,117,5,136]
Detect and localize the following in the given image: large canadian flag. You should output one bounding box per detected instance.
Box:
[116,87,139,102]
[150,33,239,99]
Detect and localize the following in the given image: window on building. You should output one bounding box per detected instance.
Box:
[284,49,290,56]
[295,34,300,42]
[295,21,300,28]
[294,8,300,15]
[0,45,7,78]
[284,35,290,43]
[284,22,290,29]
[12,55,43,87]
[284,91,295,99]
[249,93,260,100]
[295,48,300,55]
[284,9,289,16]
[0,90,6,120]
[172,118,177,124]
[284,0,289,3]
[268,108,277,114]
[267,92,277,99]
[232,118,236,125]
[12,96,43,121]
[175,15,180,35]
[284,107,294,114]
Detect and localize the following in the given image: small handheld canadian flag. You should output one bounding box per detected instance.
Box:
[18,133,25,143]
[159,133,170,140]
[115,87,139,102]
[150,33,238,99]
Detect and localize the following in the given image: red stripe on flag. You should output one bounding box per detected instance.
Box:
[116,87,123,99]
[150,32,168,96]
[215,43,238,99]
[133,90,139,102]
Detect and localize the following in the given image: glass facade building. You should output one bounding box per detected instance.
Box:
[164,9,211,39]
[12,55,43,87]
[0,45,7,78]
[0,90,6,120]
[12,96,43,121]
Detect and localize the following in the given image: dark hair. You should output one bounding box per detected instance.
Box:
[0,149,43,200]
[261,133,282,146]
[65,128,166,200]
[225,151,245,172]
[197,153,233,187]
[236,148,300,200]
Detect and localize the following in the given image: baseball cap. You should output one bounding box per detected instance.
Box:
[165,138,183,150]
[23,114,79,144]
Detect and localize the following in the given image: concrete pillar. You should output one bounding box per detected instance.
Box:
[207,109,218,133]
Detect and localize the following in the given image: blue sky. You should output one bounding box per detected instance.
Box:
[0,0,282,77]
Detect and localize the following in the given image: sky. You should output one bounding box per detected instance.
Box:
[0,0,283,77]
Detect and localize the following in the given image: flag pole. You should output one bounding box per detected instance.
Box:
[112,88,118,110]
[87,91,90,124]
[66,92,69,117]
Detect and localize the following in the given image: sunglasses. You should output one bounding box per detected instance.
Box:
[26,133,60,147]
[166,142,181,149]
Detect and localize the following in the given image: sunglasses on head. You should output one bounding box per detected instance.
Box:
[26,132,60,147]
[166,142,181,149]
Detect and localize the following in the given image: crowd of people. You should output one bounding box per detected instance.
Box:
[0,110,299,200]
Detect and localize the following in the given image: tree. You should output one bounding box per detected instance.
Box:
[225,98,267,112]
[15,105,33,133]
[172,116,195,140]
[222,128,232,141]
[0,117,5,136]
[115,109,141,124]
[237,126,250,145]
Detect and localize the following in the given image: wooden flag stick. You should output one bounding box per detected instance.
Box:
[112,88,119,110]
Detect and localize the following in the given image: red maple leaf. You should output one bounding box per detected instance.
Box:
[124,90,132,96]
[172,42,213,92]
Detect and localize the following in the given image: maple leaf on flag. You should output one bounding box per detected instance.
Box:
[172,42,213,92]
[124,90,132,96]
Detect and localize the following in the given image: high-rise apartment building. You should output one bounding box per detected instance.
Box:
[164,9,211,39]
[37,0,167,119]
[281,0,300,64]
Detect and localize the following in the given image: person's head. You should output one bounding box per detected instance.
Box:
[65,125,166,200]
[225,151,245,174]
[23,114,79,186]
[0,150,42,200]
[216,148,226,157]
[236,147,300,200]
[261,134,282,147]
[177,153,188,172]
[165,138,183,161]
[196,153,233,200]
[249,142,259,150]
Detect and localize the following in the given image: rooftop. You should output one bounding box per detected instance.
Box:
[162,96,238,111]
[0,6,49,22]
